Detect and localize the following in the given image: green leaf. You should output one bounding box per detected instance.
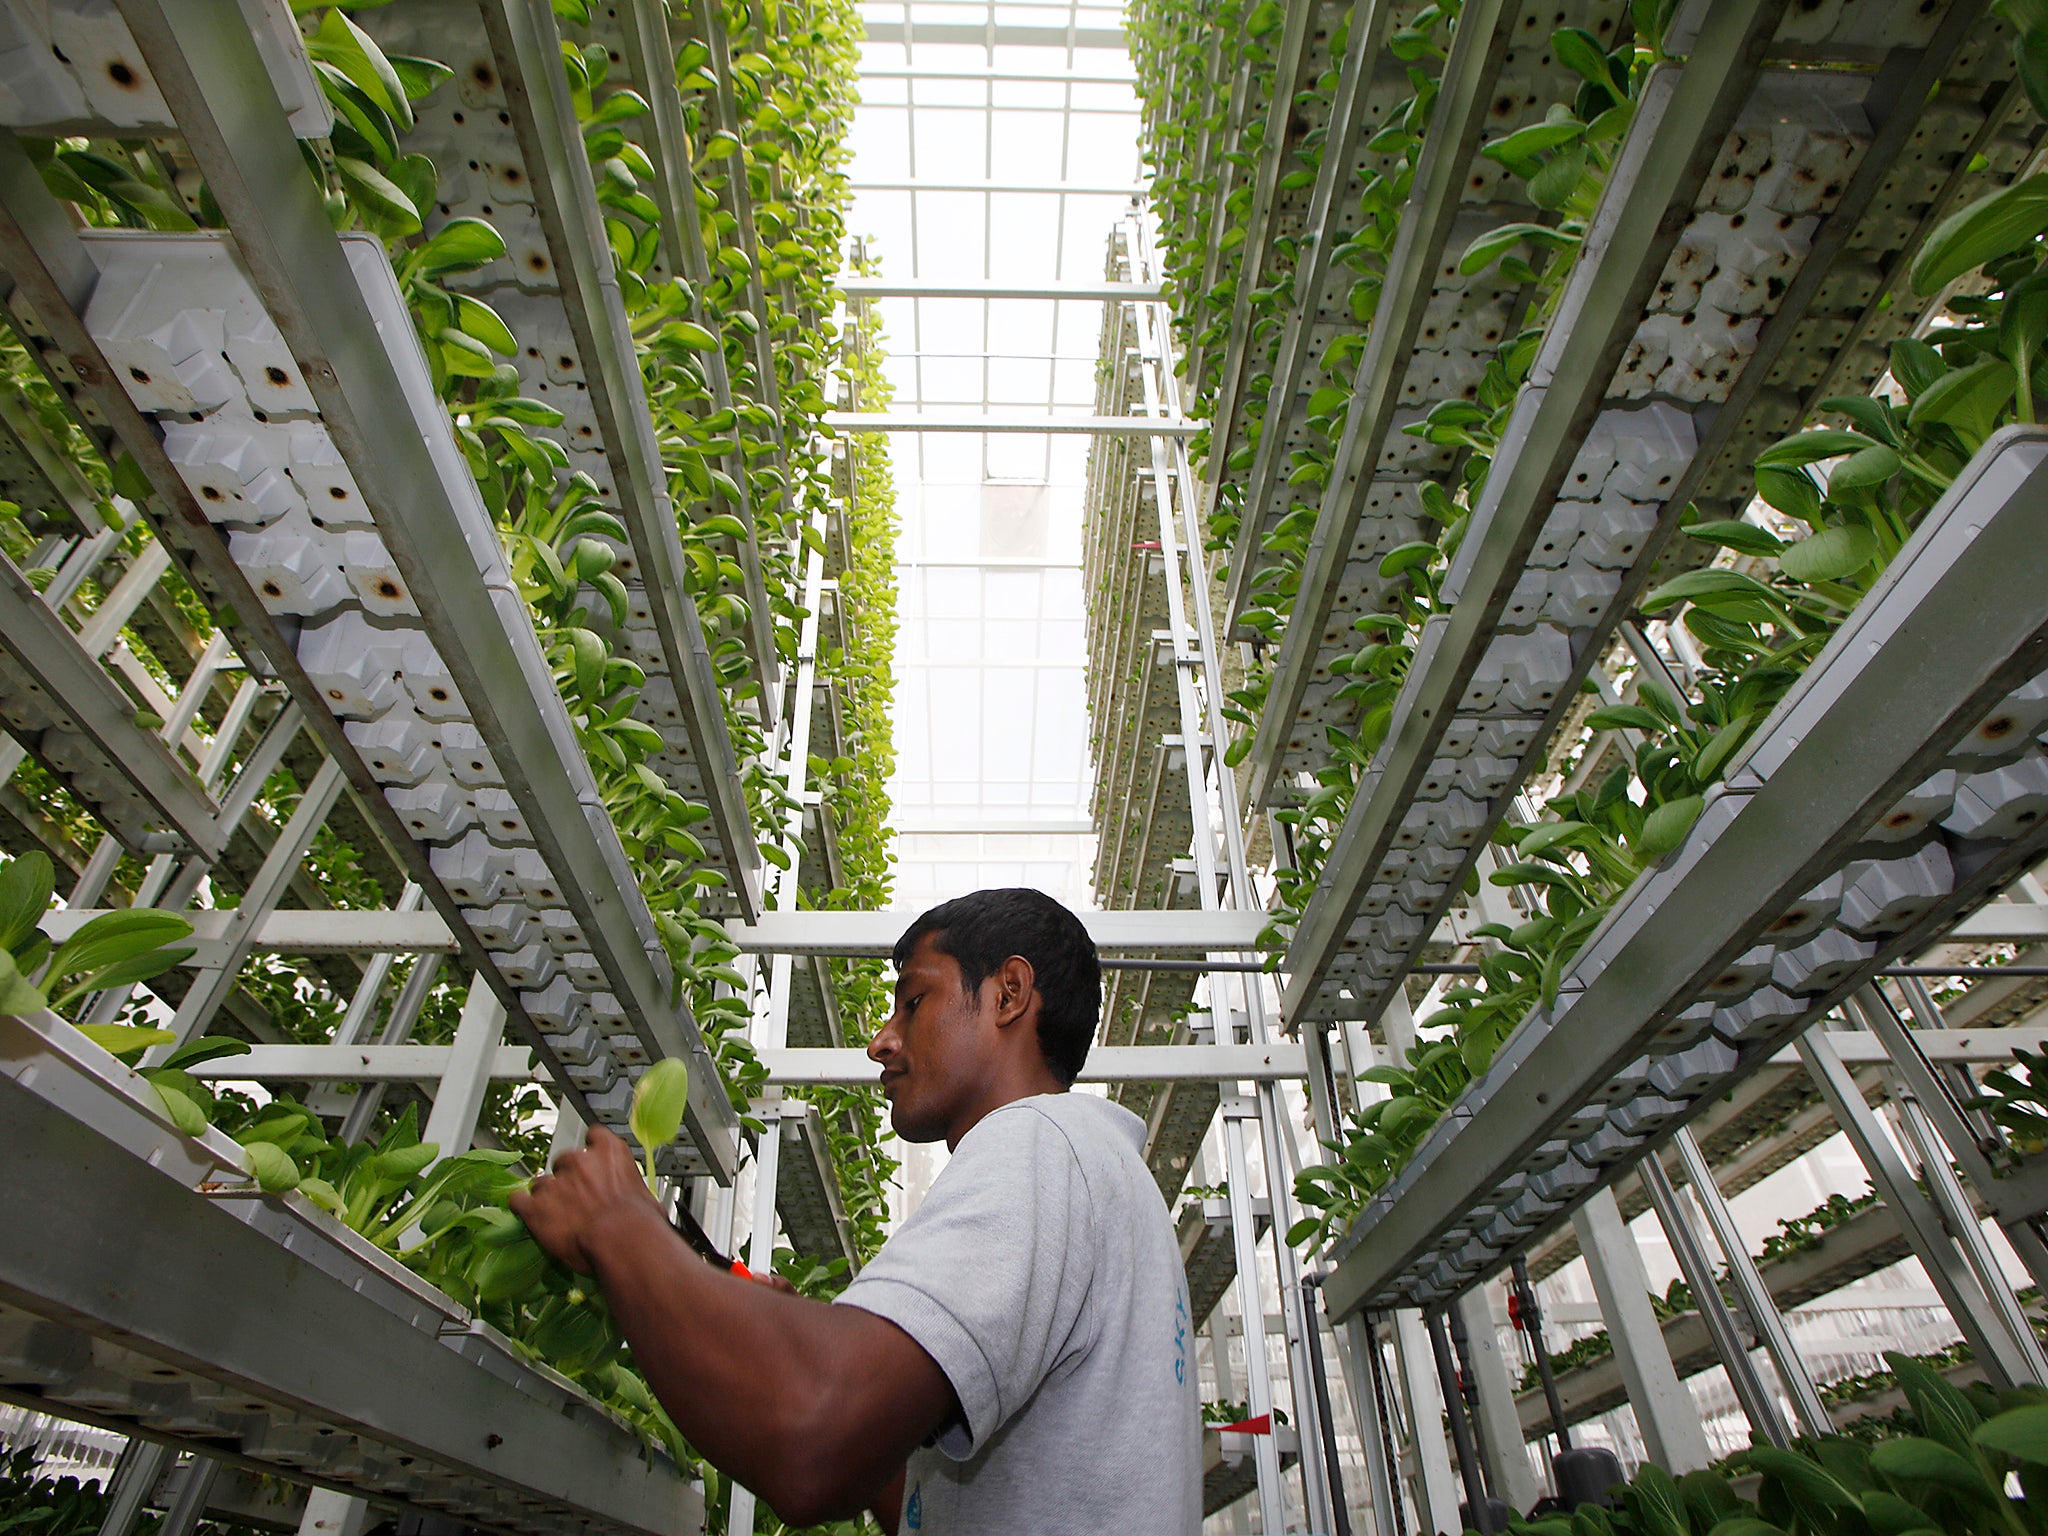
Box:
[667,320,719,351]
[1890,338,1950,402]
[1754,465,1823,526]
[1378,541,1438,578]
[1692,713,1755,785]
[0,947,46,1016]
[1909,174,2048,294]
[489,397,566,427]
[416,217,505,274]
[387,54,454,101]
[163,1035,251,1071]
[1641,568,1784,615]
[334,156,422,236]
[474,1236,550,1301]
[1460,221,1576,276]
[1887,1350,1984,1460]
[1828,444,1902,494]
[1517,820,1591,860]
[1755,429,1878,469]
[1704,1522,1790,1536]
[311,8,412,129]
[1625,1462,1689,1536]
[77,1022,176,1060]
[1584,705,1664,734]
[1529,146,1589,212]
[589,89,651,125]
[1552,27,1619,97]
[1907,356,2017,447]
[1975,1403,2048,1465]
[1869,1436,2005,1507]
[0,853,53,955]
[1778,523,1877,584]
[149,1079,210,1139]
[57,944,195,1007]
[48,910,194,986]
[298,1176,345,1215]
[1482,118,1587,167]
[453,293,517,356]
[1638,794,1703,859]
[242,1141,302,1194]
[1688,518,1785,558]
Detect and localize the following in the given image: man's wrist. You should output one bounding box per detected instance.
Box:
[581,1194,682,1287]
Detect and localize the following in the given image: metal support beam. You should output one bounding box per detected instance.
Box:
[1798,1029,2047,1389]
[1571,1188,1711,1474]
[336,953,446,1141]
[846,176,1140,194]
[0,555,225,859]
[838,278,1162,300]
[1340,1315,1403,1536]
[1454,1289,1538,1512]
[165,757,346,1047]
[181,1042,538,1089]
[1672,1128,1833,1438]
[824,411,1199,436]
[419,975,508,1166]
[1641,1152,1792,1448]
[105,0,738,1177]
[1391,1310,1461,1535]
[731,908,1266,956]
[759,1042,1304,1085]
[1853,986,2048,1294]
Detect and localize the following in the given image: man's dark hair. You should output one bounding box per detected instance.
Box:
[893,888,1101,1085]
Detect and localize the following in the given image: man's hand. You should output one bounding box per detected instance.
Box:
[509,1124,666,1274]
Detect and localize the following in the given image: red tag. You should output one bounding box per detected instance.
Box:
[1217,1414,1271,1435]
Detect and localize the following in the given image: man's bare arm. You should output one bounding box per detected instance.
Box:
[871,1466,906,1536]
[509,1127,956,1525]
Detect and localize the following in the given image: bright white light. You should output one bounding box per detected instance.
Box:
[852,0,1140,915]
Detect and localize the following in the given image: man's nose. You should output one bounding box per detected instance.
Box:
[866,1017,898,1062]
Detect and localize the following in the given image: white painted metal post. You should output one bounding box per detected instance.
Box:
[1455,1288,1539,1513]
[727,505,831,1536]
[1391,1310,1462,1534]
[420,975,508,1164]
[1799,1029,2047,1390]
[1571,1187,1710,1474]
[1124,211,1301,1531]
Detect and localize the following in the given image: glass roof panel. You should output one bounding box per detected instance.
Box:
[851,0,1139,918]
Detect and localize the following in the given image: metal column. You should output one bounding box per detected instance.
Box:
[1856,984,2048,1296]
[1640,1152,1792,1448]
[726,510,830,1536]
[1672,1128,1833,1438]
[1124,210,1323,1529]
[1453,1287,1538,1513]
[1571,1187,1711,1473]
[1798,1029,2048,1389]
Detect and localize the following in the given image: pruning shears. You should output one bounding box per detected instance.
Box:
[671,1202,770,1284]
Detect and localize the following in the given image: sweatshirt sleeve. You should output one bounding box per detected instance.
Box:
[835,1104,1095,1459]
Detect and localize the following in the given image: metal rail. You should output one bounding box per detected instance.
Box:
[354,0,764,915]
[1324,428,2048,1316]
[32,0,741,1177]
[1281,0,2020,1028]
[0,1010,698,1536]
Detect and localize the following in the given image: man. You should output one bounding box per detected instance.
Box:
[511,887,1201,1534]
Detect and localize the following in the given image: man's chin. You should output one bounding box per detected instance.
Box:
[887,1102,945,1144]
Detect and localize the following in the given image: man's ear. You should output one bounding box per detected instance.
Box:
[991,955,1036,1029]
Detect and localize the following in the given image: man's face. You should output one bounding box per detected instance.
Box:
[868,932,992,1144]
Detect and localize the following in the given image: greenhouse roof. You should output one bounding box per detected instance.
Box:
[849,0,1142,912]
